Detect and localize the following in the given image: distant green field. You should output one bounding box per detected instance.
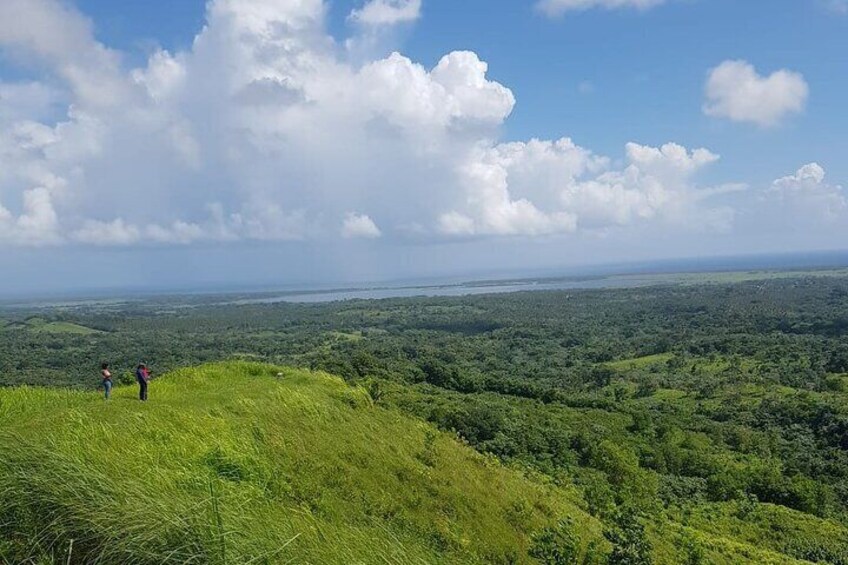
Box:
[30,321,100,334]
[327,330,364,342]
[15,318,101,335]
[606,353,675,370]
[646,267,848,286]
[605,353,763,376]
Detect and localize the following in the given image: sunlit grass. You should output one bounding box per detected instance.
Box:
[0,361,601,564]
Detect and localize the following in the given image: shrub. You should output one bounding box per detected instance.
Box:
[365,378,384,403]
[681,533,705,565]
[119,371,136,386]
[604,509,652,565]
[529,517,581,564]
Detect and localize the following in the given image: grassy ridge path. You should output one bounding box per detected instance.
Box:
[0,362,600,564]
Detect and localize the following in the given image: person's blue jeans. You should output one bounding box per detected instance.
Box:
[103,379,112,400]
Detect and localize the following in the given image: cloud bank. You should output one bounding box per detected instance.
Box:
[0,0,837,253]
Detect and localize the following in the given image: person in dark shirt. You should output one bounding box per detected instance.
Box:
[136,363,151,401]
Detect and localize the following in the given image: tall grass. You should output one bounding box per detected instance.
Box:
[0,362,601,564]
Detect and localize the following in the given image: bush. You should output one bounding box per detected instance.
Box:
[784,538,848,565]
[529,517,581,564]
[365,378,384,403]
[681,533,705,565]
[119,371,136,386]
[604,509,652,565]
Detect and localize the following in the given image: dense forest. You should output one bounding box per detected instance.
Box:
[3,274,848,563]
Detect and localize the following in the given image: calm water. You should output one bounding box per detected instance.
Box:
[227,275,661,305]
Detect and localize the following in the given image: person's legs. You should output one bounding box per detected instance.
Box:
[141,379,148,401]
[104,380,112,400]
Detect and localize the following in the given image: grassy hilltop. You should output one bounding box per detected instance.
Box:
[0,362,602,564]
[0,360,843,564]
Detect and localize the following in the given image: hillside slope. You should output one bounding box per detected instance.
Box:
[0,362,603,564]
[0,362,830,564]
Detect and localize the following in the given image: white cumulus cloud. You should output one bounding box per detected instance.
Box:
[0,188,61,246]
[438,139,728,237]
[349,0,421,26]
[703,60,809,127]
[767,163,847,223]
[728,163,846,247]
[342,213,382,239]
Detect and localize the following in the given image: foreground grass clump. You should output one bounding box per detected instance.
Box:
[0,362,601,564]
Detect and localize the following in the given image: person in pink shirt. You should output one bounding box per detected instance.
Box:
[135,363,151,401]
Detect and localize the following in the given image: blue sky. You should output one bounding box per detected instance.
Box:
[0,0,846,294]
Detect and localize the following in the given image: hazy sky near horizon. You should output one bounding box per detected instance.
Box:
[1,0,846,294]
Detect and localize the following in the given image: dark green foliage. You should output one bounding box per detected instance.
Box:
[681,533,704,565]
[604,509,652,565]
[529,518,581,564]
[784,538,848,565]
[364,378,384,403]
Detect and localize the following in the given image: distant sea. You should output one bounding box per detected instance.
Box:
[227,250,848,305]
[4,250,848,307]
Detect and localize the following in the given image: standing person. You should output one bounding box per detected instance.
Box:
[101,363,113,400]
[136,363,150,401]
